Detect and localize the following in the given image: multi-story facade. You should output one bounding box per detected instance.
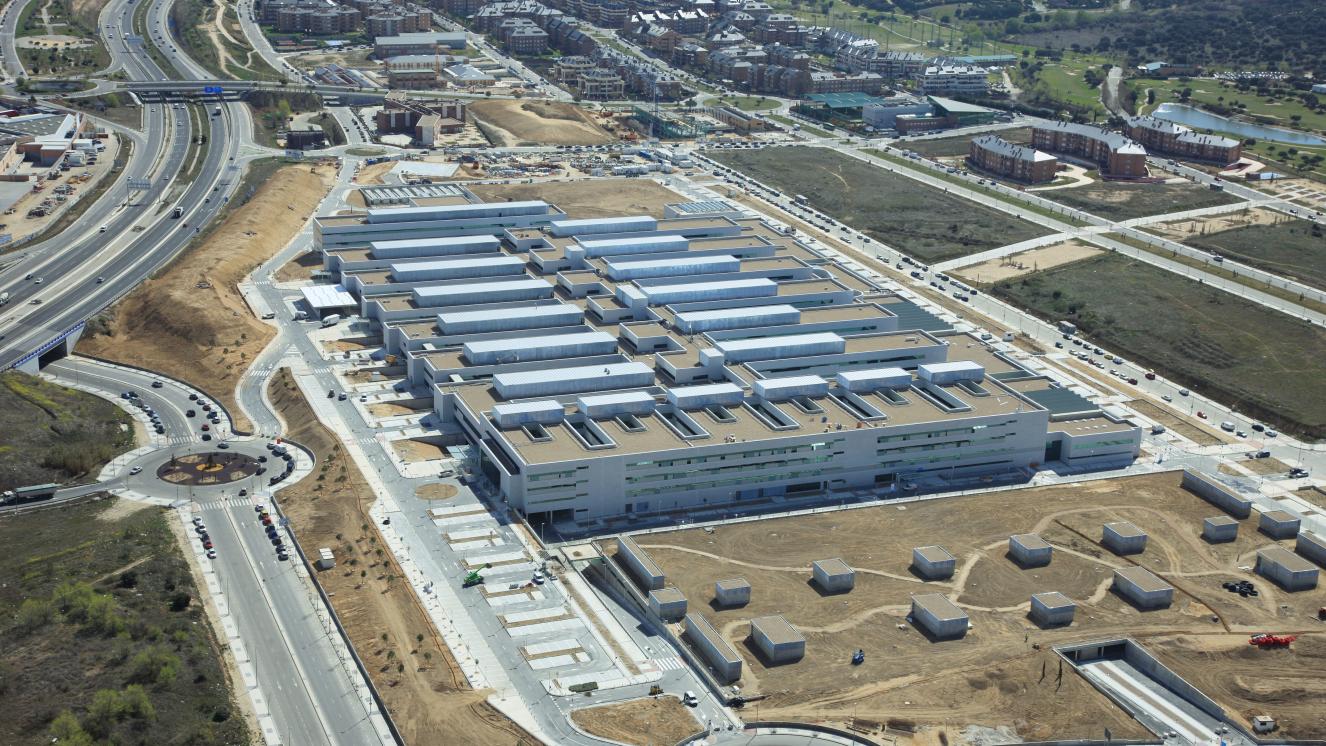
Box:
[272,3,361,33]
[1123,115,1242,164]
[374,31,468,57]
[1031,121,1148,178]
[968,135,1058,184]
[916,64,989,96]
[577,67,626,99]
[375,92,468,135]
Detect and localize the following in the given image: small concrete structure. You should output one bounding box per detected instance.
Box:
[1182,468,1252,517]
[1202,515,1239,543]
[749,615,806,663]
[812,558,855,593]
[1296,531,1326,567]
[648,587,688,621]
[1256,545,1319,592]
[1102,521,1148,555]
[1259,509,1301,540]
[1112,566,1173,609]
[1009,533,1052,567]
[683,613,742,682]
[616,535,665,591]
[1252,715,1276,734]
[316,547,336,570]
[714,577,751,608]
[1029,591,1075,627]
[910,593,968,640]
[912,545,956,580]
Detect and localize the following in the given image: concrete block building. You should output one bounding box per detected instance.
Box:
[749,615,805,663]
[1202,515,1239,543]
[968,135,1058,184]
[1182,468,1252,517]
[616,535,664,591]
[1259,509,1300,539]
[1009,533,1052,567]
[714,577,751,607]
[648,587,688,621]
[910,593,968,639]
[812,558,855,593]
[1031,122,1147,178]
[1102,521,1148,555]
[683,613,742,682]
[912,545,956,580]
[1297,531,1326,567]
[1029,591,1075,627]
[1113,567,1173,609]
[1256,545,1318,592]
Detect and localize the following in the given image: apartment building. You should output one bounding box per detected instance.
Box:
[271,2,361,33]
[916,64,989,96]
[374,93,468,141]
[1031,121,1148,178]
[1123,115,1242,164]
[968,135,1058,184]
[374,31,468,57]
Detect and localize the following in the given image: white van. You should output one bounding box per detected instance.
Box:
[682,691,698,707]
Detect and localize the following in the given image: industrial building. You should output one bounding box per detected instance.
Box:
[1256,545,1318,592]
[1102,521,1148,555]
[812,558,855,593]
[910,593,968,639]
[912,545,956,580]
[1112,567,1173,609]
[1259,509,1300,539]
[1031,122,1148,178]
[616,535,664,591]
[1008,533,1052,567]
[968,135,1058,184]
[714,577,751,607]
[1202,515,1239,543]
[1029,591,1075,627]
[311,185,1142,526]
[749,615,805,663]
[648,587,688,621]
[683,613,742,682]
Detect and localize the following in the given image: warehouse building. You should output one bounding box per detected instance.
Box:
[1009,533,1053,567]
[968,135,1058,184]
[912,545,956,580]
[1031,122,1148,178]
[683,613,742,682]
[910,593,968,639]
[648,587,688,621]
[1259,509,1300,540]
[714,577,751,608]
[1202,516,1239,543]
[812,558,855,593]
[749,615,805,663]
[1102,521,1148,555]
[616,535,664,591]
[1030,591,1075,627]
[1113,567,1173,609]
[1297,531,1326,567]
[1256,545,1318,592]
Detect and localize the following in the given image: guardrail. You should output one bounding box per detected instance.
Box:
[10,320,85,371]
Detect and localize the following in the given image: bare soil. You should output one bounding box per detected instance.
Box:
[416,483,459,500]
[570,696,702,746]
[266,368,536,745]
[469,100,615,147]
[469,178,683,219]
[391,438,447,463]
[954,241,1101,284]
[632,472,1326,739]
[275,250,322,283]
[1146,207,1286,241]
[1127,399,1230,446]
[79,163,334,432]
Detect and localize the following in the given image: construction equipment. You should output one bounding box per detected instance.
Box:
[1249,633,1296,648]
[462,562,492,588]
[1318,606,1326,621]
[851,649,865,665]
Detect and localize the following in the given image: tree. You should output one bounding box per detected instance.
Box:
[49,711,93,746]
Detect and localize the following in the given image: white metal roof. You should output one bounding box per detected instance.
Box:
[301,284,357,309]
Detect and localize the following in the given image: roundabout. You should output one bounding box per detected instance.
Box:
[156,451,262,486]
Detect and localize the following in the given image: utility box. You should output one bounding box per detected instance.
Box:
[714,577,751,608]
[1009,533,1053,567]
[749,615,805,664]
[1102,521,1148,555]
[910,593,968,640]
[1113,566,1173,609]
[1202,516,1239,543]
[1259,509,1301,540]
[1029,591,1075,628]
[1256,545,1319,592]
[912,545,956,580]
[316,547,335,570]
[648,587,688,621]
[812,558,855,593]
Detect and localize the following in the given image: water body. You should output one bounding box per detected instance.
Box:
[1151,103,1326,146]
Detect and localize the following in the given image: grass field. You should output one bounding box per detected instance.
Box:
[989,252,1326,438]
[0,498,247,745]
[715,95,779,112]
[1140,77,1326,134]
[767,114,831,138]
[1038,179,1243,221]
[710,147,1053,263]
[0,372,134,492]
[1182,216,1326,292]
[902,127,1032,158]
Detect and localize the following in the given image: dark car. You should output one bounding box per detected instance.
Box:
[201,433,212,441]
[186,409,196,417]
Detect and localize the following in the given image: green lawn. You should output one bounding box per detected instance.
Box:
[900,127,1033,158]
[1181,215,1326,292]
[714,95,779,112]
[1139,77,1326,134]
[710,146,1053,263]
[1037,179,1242,221]
[991,252,1326,439]
[767,114,831,138]
[1035,65,1106,115]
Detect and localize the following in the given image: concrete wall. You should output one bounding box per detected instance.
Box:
[1182,468,1252,518]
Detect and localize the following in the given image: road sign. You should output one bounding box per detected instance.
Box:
[127,177,152,191]
[203,85,223,94]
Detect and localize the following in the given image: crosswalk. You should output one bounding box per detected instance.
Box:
[195,496,260,512]
[653,656,685,672]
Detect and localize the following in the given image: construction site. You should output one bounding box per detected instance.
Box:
[594,471,1326,741]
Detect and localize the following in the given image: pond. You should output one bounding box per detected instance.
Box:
[1151,103,1326,147]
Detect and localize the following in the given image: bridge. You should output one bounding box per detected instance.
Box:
[116,80,511,105]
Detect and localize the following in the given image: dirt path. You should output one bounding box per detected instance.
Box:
[571,697,702,746]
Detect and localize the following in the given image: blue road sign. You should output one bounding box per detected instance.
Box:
[203,85,223,94]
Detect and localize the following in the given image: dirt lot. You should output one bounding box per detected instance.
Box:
[954,240,1101,284]
[1146,207,1285,240]
[1038,179,1242,221]
[79,163,334,432]
[469,100,615,147]
[1181,212,1326,293]
[711,147,1053,263]
[470,178,684,219]
[1126,399,1228,446]
[275,250,322,283]
[266,369,535,745]
[633,472,1326,739]
[391,438,447,463]
[570,696,701,746]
